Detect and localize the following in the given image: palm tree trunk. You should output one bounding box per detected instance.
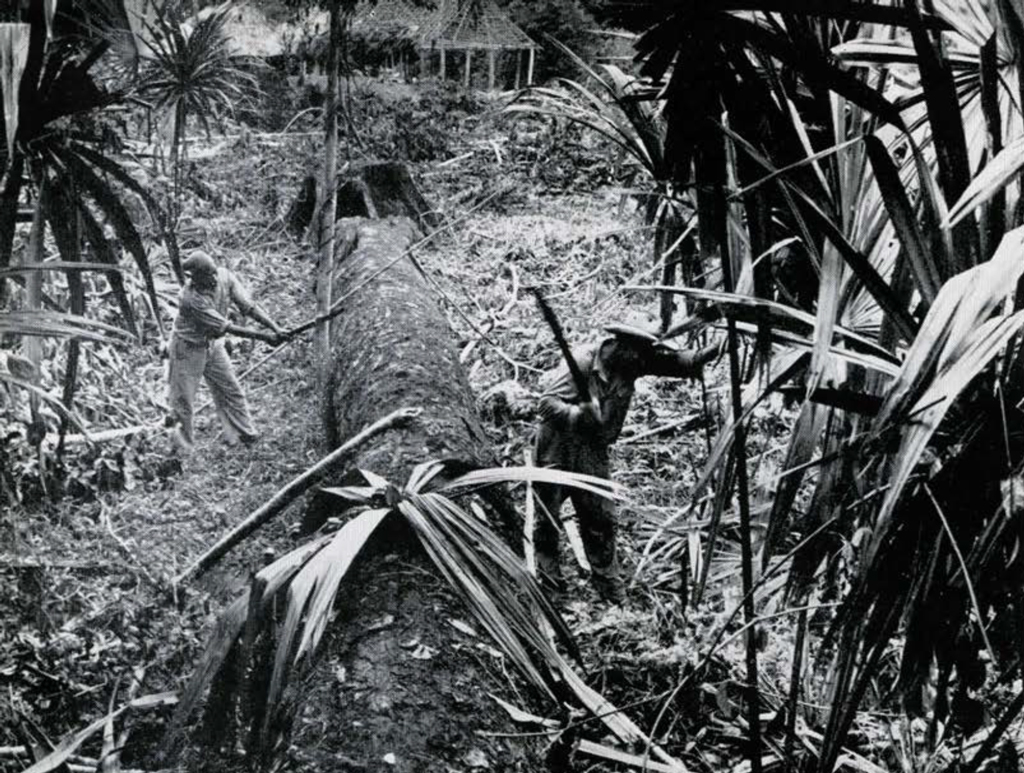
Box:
[656,201,686,332]
[57,208,84,458]
[281,217,535,771]
[171,100,185,223]
[315,0,341,390]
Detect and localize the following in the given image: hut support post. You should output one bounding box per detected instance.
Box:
[464,48,472,88]
[514,49,521,90]
[440,45,446,79]
[527,48,535,85]
[487,49,496,91]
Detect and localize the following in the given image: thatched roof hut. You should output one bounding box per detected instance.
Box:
[417,0,537,89]
[348,0,431,57]
[306,0,538,89]
[419,0,535,52]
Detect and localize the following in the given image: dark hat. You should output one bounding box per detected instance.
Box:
[182,250,217,277]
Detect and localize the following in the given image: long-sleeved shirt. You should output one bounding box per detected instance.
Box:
[172,267,254,345]
[536,337,714,460]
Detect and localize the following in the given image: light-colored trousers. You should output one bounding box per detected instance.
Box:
[166,334,257,449]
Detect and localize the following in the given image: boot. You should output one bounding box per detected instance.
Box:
[592,571,624,605]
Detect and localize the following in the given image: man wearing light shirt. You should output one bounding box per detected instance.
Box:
[166,251,284,454]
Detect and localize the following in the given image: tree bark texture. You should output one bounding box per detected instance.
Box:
[322,216,491,474]
[314,0,342,384]
[284,217,540,772]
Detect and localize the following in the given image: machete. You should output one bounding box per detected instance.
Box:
[530,287,592,405]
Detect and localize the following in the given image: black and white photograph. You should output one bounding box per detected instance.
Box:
[2,1,1024,772]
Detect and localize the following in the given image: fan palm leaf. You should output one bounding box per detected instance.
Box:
[0,5,172,332]
[630,4,1024,771]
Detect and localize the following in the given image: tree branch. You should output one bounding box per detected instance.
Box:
[173,406,422,586]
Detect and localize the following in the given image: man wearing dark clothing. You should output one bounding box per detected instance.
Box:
[534,318,720,604]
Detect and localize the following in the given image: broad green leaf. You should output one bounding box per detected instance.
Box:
[865,226,1024,571]
[864,134,941,303]
[166,534,333,749]
[866,309,1024,570]
[629,284,896,364]
[59,148,159,331]
[400,497,552,693]
[833,39,976,69]
[292,508,392,664]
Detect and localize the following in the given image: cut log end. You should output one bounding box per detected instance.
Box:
[288,162,443,239]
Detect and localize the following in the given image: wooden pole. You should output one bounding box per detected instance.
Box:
[173,406,423,586]
[487,49,495,91]
[526,47,535,85]
[514,49,521,90]
[464,48,472,89]
[439,44,446,80]
[316,0,342,389]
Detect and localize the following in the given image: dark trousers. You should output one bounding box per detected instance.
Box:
[534,431,621,600]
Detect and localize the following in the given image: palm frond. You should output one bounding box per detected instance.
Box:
[0,309,130,341]
[20,692,177,773]
[57,146,159,331]
[172,460,633,760]
[946,135,1024,227]
[260,507,392,741]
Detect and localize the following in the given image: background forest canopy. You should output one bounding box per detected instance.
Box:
[5,1,1024,773]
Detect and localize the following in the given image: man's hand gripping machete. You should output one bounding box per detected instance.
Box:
[530,288,600,425]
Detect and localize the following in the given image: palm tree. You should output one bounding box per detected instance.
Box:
[136,0,258,221]
[0,1,179,489]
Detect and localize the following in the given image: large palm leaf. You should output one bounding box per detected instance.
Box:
[167,462,686,770]
[0,2,175,331]
[629,3,1024,771]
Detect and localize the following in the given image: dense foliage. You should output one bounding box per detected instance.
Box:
[7,2,1024,773]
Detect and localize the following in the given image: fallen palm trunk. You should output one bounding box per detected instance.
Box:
[299,216,682,772]
[300,215,501,533]
[174,214,685,773]
[323,217,493,475]
[175,216,537,772]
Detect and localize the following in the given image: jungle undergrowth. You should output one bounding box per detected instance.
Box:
[1,79,869,772]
